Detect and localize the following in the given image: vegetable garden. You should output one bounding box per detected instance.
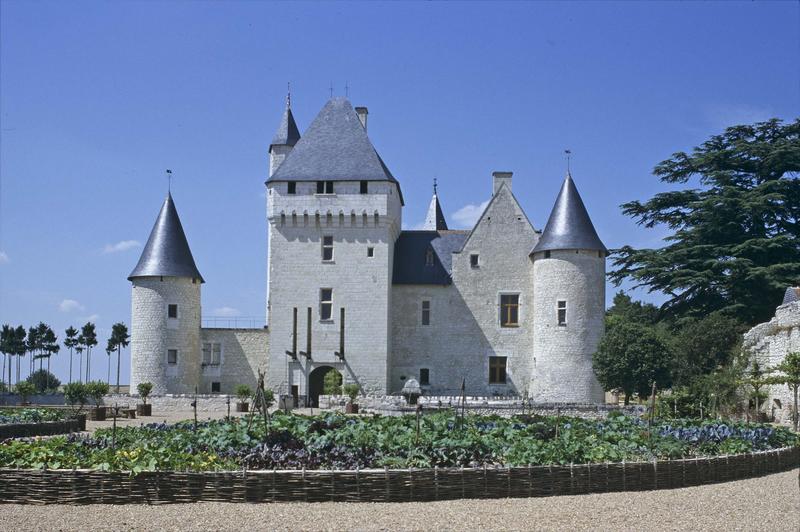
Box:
[1,411,796,473]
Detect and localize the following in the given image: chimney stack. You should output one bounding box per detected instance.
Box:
[492,171,513,195]
[355,106,368,131]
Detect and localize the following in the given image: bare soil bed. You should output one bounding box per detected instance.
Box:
[0,469,796,531]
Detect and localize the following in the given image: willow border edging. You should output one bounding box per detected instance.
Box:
[0,416,86,440]
[0,446,797,505]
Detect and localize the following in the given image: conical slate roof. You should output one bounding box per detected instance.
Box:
[531,173,606,254]
[266,98,401,197]
[128,193,204,282]
[269,104,301,149]
[783,287,800,305]
[423,192,448,231]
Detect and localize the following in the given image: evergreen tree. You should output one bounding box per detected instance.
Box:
[108,323,129,393]
[610,119,800,325]
[81,323,97,382]
[0,325,12,390]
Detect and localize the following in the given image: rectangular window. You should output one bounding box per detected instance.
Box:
[202,343,222,365]
[470,254,479,268]
[367,247,374,258]
[322,236,334,261]
[316,180,334,194]
[421,300,430,326]
[320,288,333,321]
[557,300,567,326]
[167,349,178,365]
[168,304,178,319]
[500,294,519,327]
[489,356,507,384]
[420,368,430,386]
[425,249,434,267]
[287,181,296,194]
[211,382,221,393]
[545,250,551,259]
[360,180,368,194]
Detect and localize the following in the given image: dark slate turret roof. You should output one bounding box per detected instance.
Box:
[128,193,204,282]
[783,287,800,305]
[423,192,448,231]
[531,173,606,254]
[266,98,402,198]
[269,104,301,150]
[393,230,469,285]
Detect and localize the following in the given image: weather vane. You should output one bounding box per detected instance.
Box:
[433,177,438,195]
[345,81,349,98]
[329,81,334,98]
[166,169,173,192]
[287,81,291,108]
[565,149,572,175]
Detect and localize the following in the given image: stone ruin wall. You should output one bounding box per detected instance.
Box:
[743,301,800,425]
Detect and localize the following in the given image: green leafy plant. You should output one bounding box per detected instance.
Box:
[235,385,252,403]
[343,384,360,404]
[137,382,153,404]
[63,382,88,412]
[14,381,36,404]
[84,380,109,407]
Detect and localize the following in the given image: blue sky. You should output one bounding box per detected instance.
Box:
[1,1,798,385]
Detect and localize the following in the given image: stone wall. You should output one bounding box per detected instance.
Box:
[743,300,800,424]
[199,328,269,394]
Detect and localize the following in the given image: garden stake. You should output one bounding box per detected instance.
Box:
[192,386,198,432]
[111,402,117,450]
[226,395,230,421]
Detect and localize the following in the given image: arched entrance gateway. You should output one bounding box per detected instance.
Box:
[308,365,342,408]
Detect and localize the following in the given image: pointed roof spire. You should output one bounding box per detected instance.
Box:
[423,178,448,231]
[269,87,301,150]
[531,173,606,255]
[128,193,204,282]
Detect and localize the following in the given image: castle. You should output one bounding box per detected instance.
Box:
[129,97,607,406]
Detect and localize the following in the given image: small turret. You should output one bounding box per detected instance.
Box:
[129,193,202,395]
[530,173,606,403]
[422,180,448,231]
[269,94,301,177]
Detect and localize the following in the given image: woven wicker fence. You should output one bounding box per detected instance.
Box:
[1,446,797,505]
[0,416,86,440]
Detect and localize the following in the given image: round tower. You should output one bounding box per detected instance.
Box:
[129,192,204,395]
[530,173,606,403]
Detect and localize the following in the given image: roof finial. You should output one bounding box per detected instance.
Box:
[345,81,349,98]
[564,149,572,177]
[433,177,438,195]
[329,81,334,98]
[286,81,291,109]
[166,169,173,193]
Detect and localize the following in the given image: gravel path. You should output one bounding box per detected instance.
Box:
[0,469,797,531]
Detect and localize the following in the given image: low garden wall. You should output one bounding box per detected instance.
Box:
[0,416,86,439]
[1,447,796,505]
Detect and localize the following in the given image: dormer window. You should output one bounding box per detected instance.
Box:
[425,249,434,267]
[316,181,334,194]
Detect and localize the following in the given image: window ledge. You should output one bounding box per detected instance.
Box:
[319,319,335,324]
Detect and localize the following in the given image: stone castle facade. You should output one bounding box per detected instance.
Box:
[129,97,607,405]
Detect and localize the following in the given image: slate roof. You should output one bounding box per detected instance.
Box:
[269,104,301,149]
[422,192,448,231]
[128,193,204,282]
[266,98,402,200]
[531,173,606,254]
[783,287,800,305]
[393,230,469,285]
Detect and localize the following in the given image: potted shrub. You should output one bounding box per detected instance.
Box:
[343,383,360,414]
[136,382,153,416]
[235,384,252,412]
[15,381,36,406]
[63,382,88,430]
[85,380,109,421]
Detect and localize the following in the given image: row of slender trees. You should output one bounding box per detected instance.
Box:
[0,322,130,393]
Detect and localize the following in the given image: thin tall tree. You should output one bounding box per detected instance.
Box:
[12,326,26,386]
[41,325,59,389]
[0,325,12,391]
[81,322,97,382]
[105,340,113,385]
[109,323,130,393]
[64,326,78,384]
[76,340,85,384]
